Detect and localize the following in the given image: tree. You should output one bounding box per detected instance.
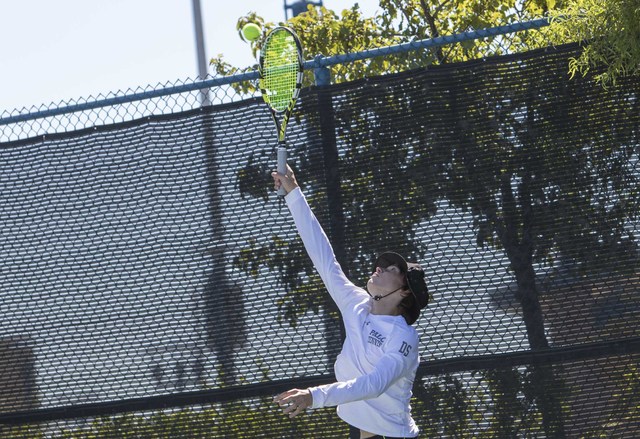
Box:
[210,1,567,88]
[212,0,640,88]
[548,0,640,87]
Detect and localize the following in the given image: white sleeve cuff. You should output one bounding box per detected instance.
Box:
[285,186,303,205]
[309,386,326,409]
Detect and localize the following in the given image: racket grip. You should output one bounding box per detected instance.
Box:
[277,147,287,196]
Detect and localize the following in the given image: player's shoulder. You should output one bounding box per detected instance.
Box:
[387,320,420,359]
[394,318,420,342]
[335,283,369,309]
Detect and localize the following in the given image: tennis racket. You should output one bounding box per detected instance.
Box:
[259,26,303,196]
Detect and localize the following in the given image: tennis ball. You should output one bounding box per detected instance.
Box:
[242,23,262,42]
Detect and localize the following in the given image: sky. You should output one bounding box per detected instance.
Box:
[0,0,380,113]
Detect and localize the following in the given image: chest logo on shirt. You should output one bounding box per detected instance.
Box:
[367,329,386,347]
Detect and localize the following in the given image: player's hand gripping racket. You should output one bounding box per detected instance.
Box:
[259,26,303,196]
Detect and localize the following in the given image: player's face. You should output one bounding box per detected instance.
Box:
[367,264,406,294]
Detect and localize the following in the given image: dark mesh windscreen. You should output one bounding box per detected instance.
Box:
[1,43,638,438]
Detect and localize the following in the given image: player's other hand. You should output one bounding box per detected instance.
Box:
[273,388,312,418]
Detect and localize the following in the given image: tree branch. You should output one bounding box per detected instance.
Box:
[419,0,447,64]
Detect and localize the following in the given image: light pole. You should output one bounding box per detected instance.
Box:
[188,0,244,388]
[191,0,210,106]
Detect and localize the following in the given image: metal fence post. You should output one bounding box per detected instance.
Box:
[313,65,348,370]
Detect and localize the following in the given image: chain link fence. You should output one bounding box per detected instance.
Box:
[1,18,639,438]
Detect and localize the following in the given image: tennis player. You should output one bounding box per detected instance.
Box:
[272,165,429,439]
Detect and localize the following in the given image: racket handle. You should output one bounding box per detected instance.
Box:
[277,146,287,196]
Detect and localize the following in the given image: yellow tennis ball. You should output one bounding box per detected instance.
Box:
[242,23,261,42]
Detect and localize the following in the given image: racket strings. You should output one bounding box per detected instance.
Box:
[261,31,301,113]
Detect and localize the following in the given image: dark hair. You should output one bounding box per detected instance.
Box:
[399,289,417,325]
[375,251,429,325]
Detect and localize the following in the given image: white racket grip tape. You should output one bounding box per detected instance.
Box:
[277,147,287,196]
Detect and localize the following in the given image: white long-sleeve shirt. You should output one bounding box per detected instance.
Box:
[285,187,420,438]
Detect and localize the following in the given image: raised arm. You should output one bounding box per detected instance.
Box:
[271,165,366,313]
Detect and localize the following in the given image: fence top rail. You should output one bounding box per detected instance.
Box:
[0,18,549,127]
